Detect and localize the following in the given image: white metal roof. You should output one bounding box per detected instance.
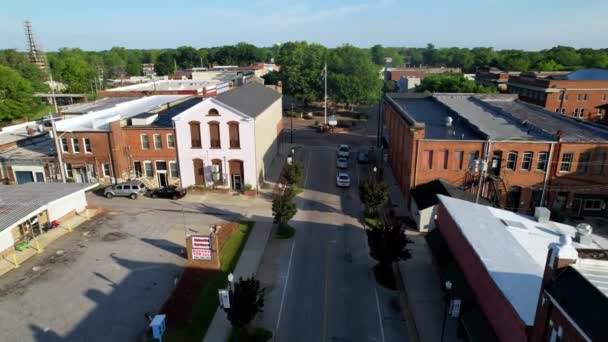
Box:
[55,95,188,132]
[438,195,608,325]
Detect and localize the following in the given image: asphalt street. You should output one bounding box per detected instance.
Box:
[256,116,408,342]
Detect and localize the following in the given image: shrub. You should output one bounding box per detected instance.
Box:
[243,184,253,191]
[359,177,389,215]
[66,178,75,183]
[284,161,304,185]
[314,120,320,126]
[272,196,297,224]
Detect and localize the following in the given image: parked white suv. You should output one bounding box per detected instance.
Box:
[103,182,146,199]
[336,172,351,188]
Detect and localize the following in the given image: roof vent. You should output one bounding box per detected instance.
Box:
[534,207,551,223]
[575,223,593,245]
[446,116,453,127]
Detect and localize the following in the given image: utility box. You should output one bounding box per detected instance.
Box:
[150,314,166,341]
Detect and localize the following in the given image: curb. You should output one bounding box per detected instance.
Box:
[393,262,421,342]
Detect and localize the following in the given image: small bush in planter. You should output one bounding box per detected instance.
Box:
[314,120,320,126]
[66,177,76,183]
[243,184,254,191]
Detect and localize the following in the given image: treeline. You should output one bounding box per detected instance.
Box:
[370,44,608,72]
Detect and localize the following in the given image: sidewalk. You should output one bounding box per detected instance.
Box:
[0,208,98,277]
[381,160,460,341]
[203,151,287,341]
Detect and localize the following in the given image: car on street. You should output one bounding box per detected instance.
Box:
[150,186,186,200]
[336,157,348,169]
[338,144,350,158]
[336,172,351,188]
[357,149,369,164]
[103,182,146,199]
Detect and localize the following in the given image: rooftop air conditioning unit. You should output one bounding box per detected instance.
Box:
[575,223,593,245]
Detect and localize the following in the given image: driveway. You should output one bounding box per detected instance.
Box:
[0,193,252,342]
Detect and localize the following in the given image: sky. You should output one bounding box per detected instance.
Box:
[1,0,607,51]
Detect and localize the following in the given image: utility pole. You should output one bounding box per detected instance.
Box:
[50,112,66,183]
[324,62,328,126]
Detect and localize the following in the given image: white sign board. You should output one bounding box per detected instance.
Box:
[219,289,230,309]
[449,299,461,318]
[192,236,211,249]
[192,248,212,260]
[328,115,338,126]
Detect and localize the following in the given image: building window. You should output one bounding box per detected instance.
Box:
[560,152,573,172]
[153,134,162,150]
[441,150,448,169]
[208,108,219,116]
[577,152,590,175]
[189,121,201,148]
[141,134,150,150]
[577,94,583,101]
[537,152,549,171]
[144,161,153,177]
[83,137,92,153]
[454,151,464,170]
[603,94,607,102]
[167,134,175,149]
[228,122,240,148]
[506,151,518,170]
[423,150,433,169]
[584,199,603,210]
[169,161,179,178]
[593,152,607,175]
[555,108,560,112]
[469,151,480,171]
[583,93,588,101]
[65,163,73,178]
[521,152,533,171]
[61,138,69,153]
[102,163,111,177]
[71,138,80,153]
[580,108,586,118]
[574,108,580,118]
[561,108,566,114]
[209,122,221,148]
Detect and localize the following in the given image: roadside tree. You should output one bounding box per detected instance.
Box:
[359,177,389,216]
[284,161,304,185]
[225,276,266,328]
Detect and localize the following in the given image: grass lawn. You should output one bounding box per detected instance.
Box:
[164,221,254,342]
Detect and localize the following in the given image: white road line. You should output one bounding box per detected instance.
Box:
[303,149,312,189]
[375,287,386,342]
[275,241,296,334]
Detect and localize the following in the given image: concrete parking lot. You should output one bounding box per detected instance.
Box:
[0,192,256,342]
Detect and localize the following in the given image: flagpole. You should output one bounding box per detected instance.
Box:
[324,63,327,126]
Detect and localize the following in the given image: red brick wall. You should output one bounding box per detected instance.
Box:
[60,131,114,180]
[436,203,529,342]
[531,291,588,342]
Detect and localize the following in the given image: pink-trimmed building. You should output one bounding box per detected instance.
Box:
[172,83,282,190]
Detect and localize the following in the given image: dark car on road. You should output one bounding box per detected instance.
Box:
[150,186,186,200]
[357,150,369,164]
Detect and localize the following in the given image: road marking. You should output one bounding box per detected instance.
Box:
[375,287,386,342]
[303,149,312,189]
[275,241,296,335]
[321,241,330,342]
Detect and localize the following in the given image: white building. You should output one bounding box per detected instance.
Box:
[172,83,282,190]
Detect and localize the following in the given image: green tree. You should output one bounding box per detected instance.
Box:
[54,55,96,93]
[416,73,496,93]
[284,161,304,185]
[359,177,389,215]
[423,43,438,65]
[367,223,411,266]
[328,44,382,109]
[261,71,280,85]
[176,46,199,69]
[155,50,176,76]
[0,65,37,123]
[225,276,265,329]
[276,41,327,103]
[272,195,297,224]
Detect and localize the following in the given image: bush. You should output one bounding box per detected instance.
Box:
[66,178,75,183]
[272,196,297,224]
[243,184,253,191]
[284,161,304,185]
[276,222,296,239]
[359,178,389,215]
[314,120,320,126]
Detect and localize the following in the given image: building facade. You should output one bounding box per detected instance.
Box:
[173,83,282,190]
[508,69,608,122]
[382,92,608,219]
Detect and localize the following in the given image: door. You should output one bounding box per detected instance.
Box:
[507,186,522,212]
[229,160,244,191]
[491,151,502,176]
[571,198,582,217]
[134,162,142,177]
[158,173,168,188]
[193,159,205,185]
[35,172,44,183]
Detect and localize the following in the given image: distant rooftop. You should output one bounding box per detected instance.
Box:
[560,68,608,81]
[55,95,189,132]
[108,75,236,92]
[0,134,55,160]
[438,195,608,326]
[127,97,202,128]
[385,93,608,143]
[0,122,47,146]
[60,97,140,114]
[411,179,492,210]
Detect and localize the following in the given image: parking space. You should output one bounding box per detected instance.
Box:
[0,192,246,342]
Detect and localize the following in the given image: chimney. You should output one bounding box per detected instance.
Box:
[534,207,551,223]
[574,223,593,246]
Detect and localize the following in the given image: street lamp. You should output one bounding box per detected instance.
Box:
[227,273,235,291]
[441,280,453,342]
[372,166,377,182]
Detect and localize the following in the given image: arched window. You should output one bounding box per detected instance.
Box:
[208,108,219,116]
[189,121,201,148]
[228,121,240,149]
[209,121,221,148]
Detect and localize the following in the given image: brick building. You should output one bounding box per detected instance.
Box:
[55,95,194,186]
[475,67,520,92]
[508,69,608,122]
[430,195,608,342]
[382,92,608,219]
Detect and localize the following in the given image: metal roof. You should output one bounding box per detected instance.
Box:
[0,183,95,233]
[214,83,281,118]
[563,68,608,81]
[438,195,608,325]
[0,134,56,160]
[60,97,141,114]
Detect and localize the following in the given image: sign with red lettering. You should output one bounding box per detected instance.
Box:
[192,236,211,249]
[192,248,212,260]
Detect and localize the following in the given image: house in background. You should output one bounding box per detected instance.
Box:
[409,179,491,231]
[172,82,282,191]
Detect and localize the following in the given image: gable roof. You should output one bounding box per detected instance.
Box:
[214,82,281,118]
[411,179,491,210]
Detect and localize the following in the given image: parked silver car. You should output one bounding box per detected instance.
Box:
[336,172,351,188]
[336,157,348,169]
[103,182,146,199]
[338,144,350,158]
